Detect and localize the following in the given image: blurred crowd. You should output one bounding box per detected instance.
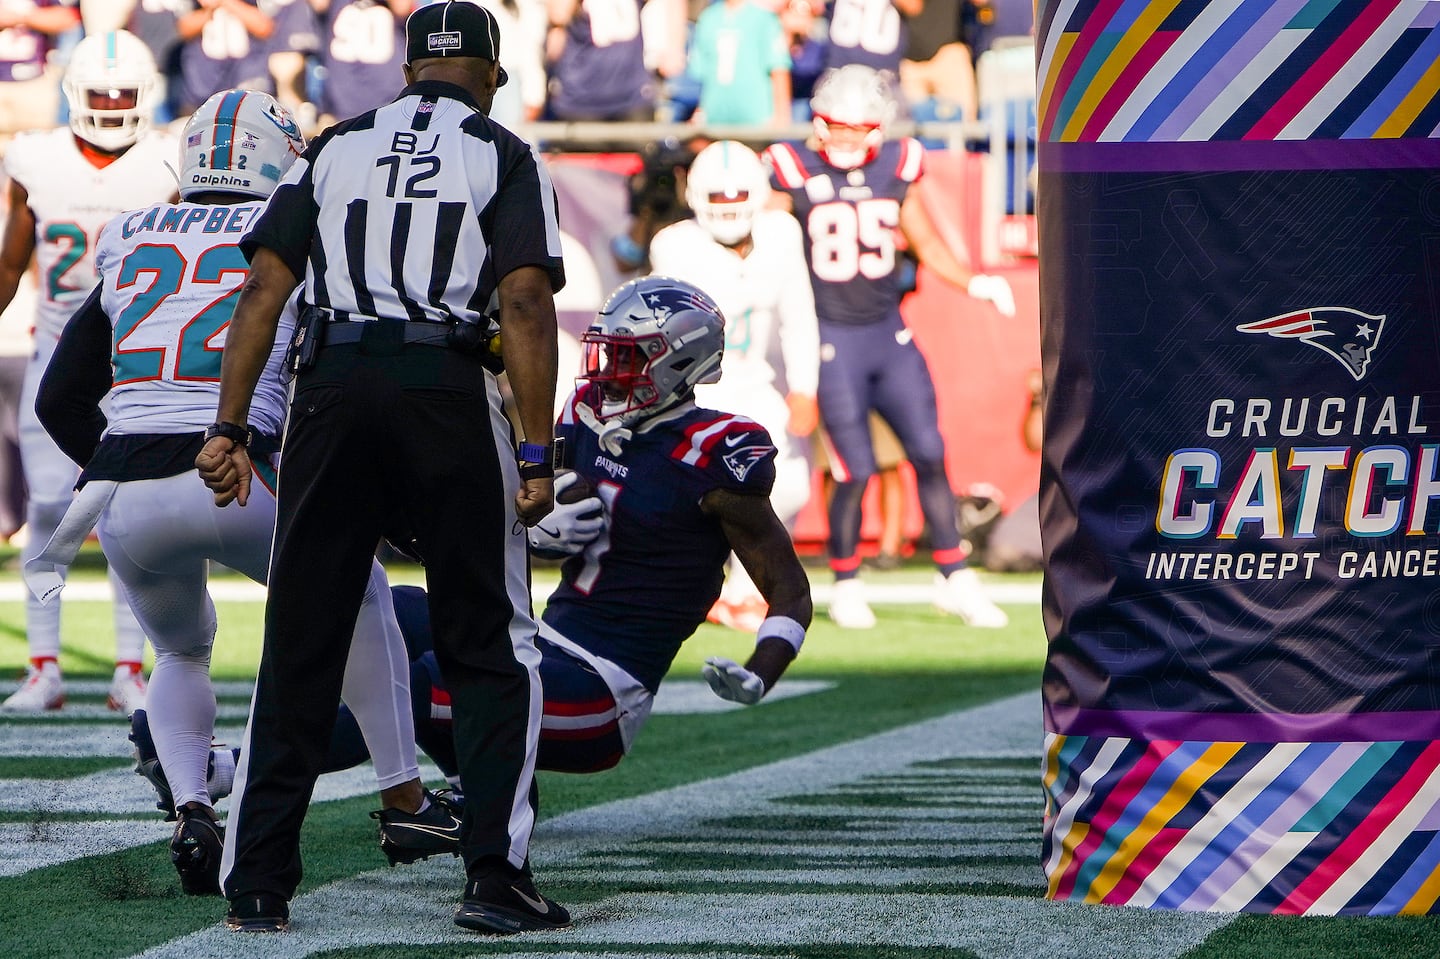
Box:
[0,0,1034,143]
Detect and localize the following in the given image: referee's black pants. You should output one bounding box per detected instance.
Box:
[221,339,543,901]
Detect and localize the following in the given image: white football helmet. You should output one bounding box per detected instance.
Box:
[685,140,771,247]
[579,276,725,427]
[179,90,307,200]
[63,30,158,152]
[809,64,898,170]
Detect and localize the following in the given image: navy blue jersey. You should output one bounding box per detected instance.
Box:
[318,0,407,120]
[546,0,655,120]
[763,137,924,326]
[542,389,778,693]
[825,0,908,74]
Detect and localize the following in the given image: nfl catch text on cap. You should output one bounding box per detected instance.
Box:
[405,0,509,86]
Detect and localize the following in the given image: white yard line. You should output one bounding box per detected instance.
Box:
[126,693,1235,959]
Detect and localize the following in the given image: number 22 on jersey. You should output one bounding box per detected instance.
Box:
[112,243,249,384]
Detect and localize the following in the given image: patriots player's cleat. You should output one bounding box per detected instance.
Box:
[454,869,571,934]
[934,569,1008,628]
[372,789,462,865]
[1,660,65,711]
[129,708,177,820]
[107,662,148,714]
[827,579,877,630]
[226,892,289,933]
[171,803,224,896]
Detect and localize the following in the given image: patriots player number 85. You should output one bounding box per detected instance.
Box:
[807,198,899,283]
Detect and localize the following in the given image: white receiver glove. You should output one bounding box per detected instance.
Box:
[527,473,605,559]
[967,273,1016,318]
[702,656,765,705]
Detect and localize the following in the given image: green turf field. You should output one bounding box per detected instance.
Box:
[0,550,1435,958]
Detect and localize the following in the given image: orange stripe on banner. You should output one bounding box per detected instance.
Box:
[1086,742,1244,904]
[1049,822,1091,899]
[1039,33,1079,138]
[1376,55,1440,139]
[1060,0,1183,141]
[1401,857,1440,915]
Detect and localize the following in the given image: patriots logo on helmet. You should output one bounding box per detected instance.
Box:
[634,284,719,327]
[1236,307,1386,381]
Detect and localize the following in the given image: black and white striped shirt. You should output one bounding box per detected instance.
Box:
[242,80,565,324]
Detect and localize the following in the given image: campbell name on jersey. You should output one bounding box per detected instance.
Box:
[544,389,778,693]
[3,128,179,337]
[94,201,295,438]
[764,137,924,326]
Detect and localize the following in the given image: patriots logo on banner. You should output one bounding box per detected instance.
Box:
[722,441,771,482]
[635,285,720,327]
[1235,308,1386,381]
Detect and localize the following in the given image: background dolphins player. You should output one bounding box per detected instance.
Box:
[131,276,815,791]
[31,90,448,896]
[764,64,1013,631]
[0,30,178,713]
[649,140,820,633]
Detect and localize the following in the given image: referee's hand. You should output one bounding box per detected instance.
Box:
[196,437,253,508]
[514,477,555,528]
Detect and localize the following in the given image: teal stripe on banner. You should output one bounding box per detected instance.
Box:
[1290,741,1402,833]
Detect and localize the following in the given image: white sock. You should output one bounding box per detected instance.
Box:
[341,563,420,790]
[207,746,236,802]
[146,654,217,809]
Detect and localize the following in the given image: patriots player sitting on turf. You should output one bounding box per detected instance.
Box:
[131,276,814,794]
[27,90,455,897]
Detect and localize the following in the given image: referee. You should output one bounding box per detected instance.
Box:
[197,1,569,935]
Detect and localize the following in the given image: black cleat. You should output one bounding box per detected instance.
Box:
[225,892,290,933]
[371,789,461,865]
[171,804,224,896]
[129,708,177,821]
[453,870,571,934]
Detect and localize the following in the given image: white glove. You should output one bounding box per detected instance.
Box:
[527,473,605,559]
[967,273,1016,318]
[702,656,765,705]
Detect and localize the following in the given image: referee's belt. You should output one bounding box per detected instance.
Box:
[322,317,453,346]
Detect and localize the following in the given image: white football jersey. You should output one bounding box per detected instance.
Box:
[94,200,295,438]
[3,128,179,337]
[649,210,820,402]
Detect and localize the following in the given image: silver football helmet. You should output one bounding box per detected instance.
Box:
[809,64,897,170]
[579,276,725,427]
[685,140,771,247]
[62,30,159,152]
[179,90,307,200]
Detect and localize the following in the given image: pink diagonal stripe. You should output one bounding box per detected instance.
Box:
[1101,826,1189,904]
[1245,0,1404,140]
[1079,31,1182,141]
[1277,740,1440,915]
[1053,739,1183,900]
[1040,0,1129,142]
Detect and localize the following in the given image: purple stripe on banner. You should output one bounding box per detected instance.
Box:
[1046,703,1440,742]
[1040,137,1440,171]
[1412,2,1440,29]
[1149,0,1307,141]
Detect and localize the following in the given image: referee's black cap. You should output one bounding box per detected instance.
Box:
[405,1,509,87]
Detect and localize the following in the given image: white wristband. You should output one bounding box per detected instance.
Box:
[757,615,805,654]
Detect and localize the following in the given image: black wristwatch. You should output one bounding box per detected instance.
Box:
[204,421,252,448]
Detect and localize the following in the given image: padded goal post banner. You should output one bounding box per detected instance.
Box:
[1037,0,1440,915]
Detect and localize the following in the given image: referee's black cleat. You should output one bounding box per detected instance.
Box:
[225,892,290,933]
[453,870,571,934]
[371,788,462,865]
[171,803,224,896]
